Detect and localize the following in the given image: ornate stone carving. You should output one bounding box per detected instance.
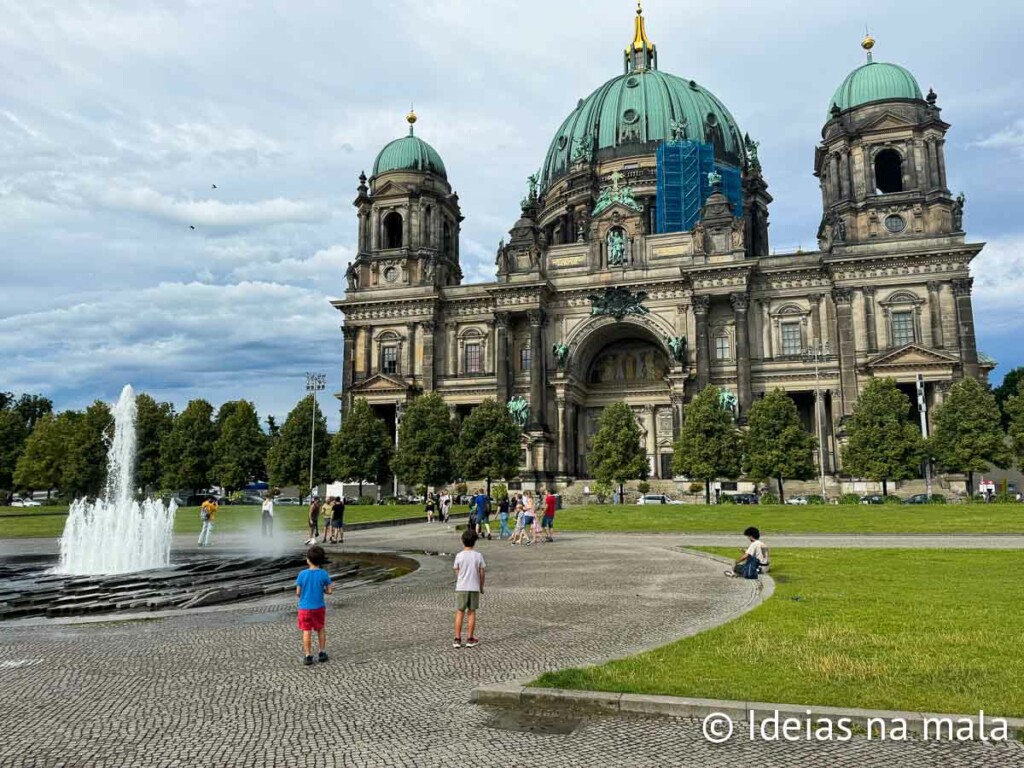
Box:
[588,287,650,321]
[345,262,359,291]
[832,287,854,305]
[552,342,570,369]
[952,192,965,231]
[592,170,644,216]
[507,396,529,428]
[692,294,711,314]
[830,211,847,243]
[571,135,593,165]
[719,389,738,414]
[926,281,942,294]
[952,278,974,297]
[607,228,628,267]
[666,336,687,363]
[730,293,749,312]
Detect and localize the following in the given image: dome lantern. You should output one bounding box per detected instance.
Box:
[625,1,658,73]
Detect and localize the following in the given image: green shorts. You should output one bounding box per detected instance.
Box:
[456,591,480,612]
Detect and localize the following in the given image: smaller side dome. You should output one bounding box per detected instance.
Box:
[372,111,447,178]
[827,37,923,118]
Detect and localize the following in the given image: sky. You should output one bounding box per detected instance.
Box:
[2,0,1023,429]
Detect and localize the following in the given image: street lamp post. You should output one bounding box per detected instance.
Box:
[802,338,831,500]
[305,372,327,501]
[393,402,405,498]
[917,373,932,500]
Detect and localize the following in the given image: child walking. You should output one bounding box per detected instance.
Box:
[453,529,485,649]
[295,544,334,666]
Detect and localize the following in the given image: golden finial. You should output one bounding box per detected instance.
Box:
[862,28,875,62]
[406,106,417,135]
[637,0,643,15]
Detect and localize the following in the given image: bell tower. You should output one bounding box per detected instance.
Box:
[815,35,958,249]
[347,111,463,294]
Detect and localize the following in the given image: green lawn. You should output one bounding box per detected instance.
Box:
[536,548,1024,718]
[0,504,424,539]
[553,503,1024,534]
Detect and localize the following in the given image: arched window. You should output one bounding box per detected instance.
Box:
[423,205,432,247]
[442,220,452,258]
[874,149,903,194]
[383,212,403,249]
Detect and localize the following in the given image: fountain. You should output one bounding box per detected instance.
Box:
[57,385,176,575]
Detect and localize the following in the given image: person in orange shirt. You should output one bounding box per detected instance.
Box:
[198,496,218,547]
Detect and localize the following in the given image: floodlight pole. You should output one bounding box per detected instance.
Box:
[306,372,326,501]
[917,373,932,499]
[803,336,831,501]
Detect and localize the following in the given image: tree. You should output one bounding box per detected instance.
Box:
[266,395,330,494]
[589,402,648,503]
[62,401,113,499]
[391,393,457,492]
[453,399,521,498]
[672,386,742,504]
[161,399,216,497]
[13,394,53,432]
[994,367,1024,429]
[743,389,816,503]
[213,400,268,493]
[930,377,1010,497]
[0,393,52,492]
[329,398,393,498]
[135,394,175,495]
[841,378,923,496]
[266,415,281,441]
[1006,393,1024,467]
[14,412,72,496]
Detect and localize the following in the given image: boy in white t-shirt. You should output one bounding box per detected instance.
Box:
[725,526,768,579]
[453,529,486,649]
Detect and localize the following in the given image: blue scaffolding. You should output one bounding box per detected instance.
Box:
[656,140,743,234]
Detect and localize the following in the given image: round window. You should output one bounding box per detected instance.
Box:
[623,109,639,124]
[884,214,906,234]
[558,136,568,150]
[383,266,398,283]
[625,76,640,88]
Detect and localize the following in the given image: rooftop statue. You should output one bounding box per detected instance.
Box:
[589,286,650,321]
[507,396,529,429]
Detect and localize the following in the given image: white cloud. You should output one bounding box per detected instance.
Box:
[972,119,1024,155]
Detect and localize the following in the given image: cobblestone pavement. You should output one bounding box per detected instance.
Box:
[1,526,1021,767]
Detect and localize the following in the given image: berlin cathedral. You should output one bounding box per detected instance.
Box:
[334,4,989,488]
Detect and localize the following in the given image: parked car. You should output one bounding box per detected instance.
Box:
[860,494,885,505]
[10,496,41,507]
[785,496,809,505]
[276,497,302,505]
[904,494,930,505]
[636,494,684,505]
[731,493,760,505]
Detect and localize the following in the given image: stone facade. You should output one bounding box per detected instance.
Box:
[333,19,990,488]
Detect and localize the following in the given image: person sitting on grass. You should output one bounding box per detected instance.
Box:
[725,526,768,579]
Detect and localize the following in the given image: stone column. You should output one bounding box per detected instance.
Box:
[419,321,435,391]
[693,295,711,391]
[342,326,357,391]
[404,323,416,380]
[862,145,872,195]
[904,140,917,190]
[731,293,752,418]
[556,398,568,477]
[838,150,850,201]
[926,140,939,190]
[446,321,458,377]
[953,278,980,379]
[495,312,510,402]
[927,282,944,348]
[862,287,877,353]
[761,299,773,359]
[370,210,380,251]
[363,327,373,378]
[644,405,657,478]
[937,140,948,190]
[486,319,496,375]
[528,310,547,429]
[832,288,859,416]
[829,153,840,203]
[815,390,832,475]
[809,293,823,346]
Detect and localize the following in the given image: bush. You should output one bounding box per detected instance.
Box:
[928,494,947,504]
[994,492,1018,504]
[689,482,704,494]
[806,495,825,506]
[760,493,779,505]
[357,495,375,506]
[637,481,650,495]
[492,483,508,502]
[839,493,862,505]
[718,494,735,504]
[592,480,613,504]
[455,482,468,497]
[883,495,903,504]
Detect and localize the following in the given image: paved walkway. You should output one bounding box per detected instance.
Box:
[1,526,1021,767]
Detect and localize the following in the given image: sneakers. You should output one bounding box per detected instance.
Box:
[724,570,736,578]
[318,650,329,663]
[452,638,463,649]
[465,637,480,648]
[303,655,314,666]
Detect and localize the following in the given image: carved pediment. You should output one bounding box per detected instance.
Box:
[867,344,959,369]
[349,373,411,393]
[861,112,914,132]
[372,180,412,198]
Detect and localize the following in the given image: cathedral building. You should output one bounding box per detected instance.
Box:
[333,5,990,487]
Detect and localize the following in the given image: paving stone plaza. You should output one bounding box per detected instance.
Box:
[2,525,1021,767]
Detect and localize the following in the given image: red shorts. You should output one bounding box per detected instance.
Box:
[297,607,326,631]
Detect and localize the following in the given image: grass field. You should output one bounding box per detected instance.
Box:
[553,503,1024,534]
[0,504,425,539]
[535,548,1024,718]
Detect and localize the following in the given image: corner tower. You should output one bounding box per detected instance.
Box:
[348,111,463,294]
[815,35,957,247]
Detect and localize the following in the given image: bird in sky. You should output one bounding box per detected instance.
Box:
[211,184,217,190]
[189,225,196,230]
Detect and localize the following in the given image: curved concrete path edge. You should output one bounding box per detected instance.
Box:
[472,549,1024,740]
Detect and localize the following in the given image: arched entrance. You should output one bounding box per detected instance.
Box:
[566,318,680,479]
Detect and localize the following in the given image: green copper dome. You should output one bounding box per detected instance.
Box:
[828,61,924,118]
[372,117,447,179]
[542,68,744,189]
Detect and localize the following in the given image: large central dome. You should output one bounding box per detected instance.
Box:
[541,5,744,190]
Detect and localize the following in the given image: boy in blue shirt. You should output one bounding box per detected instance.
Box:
[295,544,333,666]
